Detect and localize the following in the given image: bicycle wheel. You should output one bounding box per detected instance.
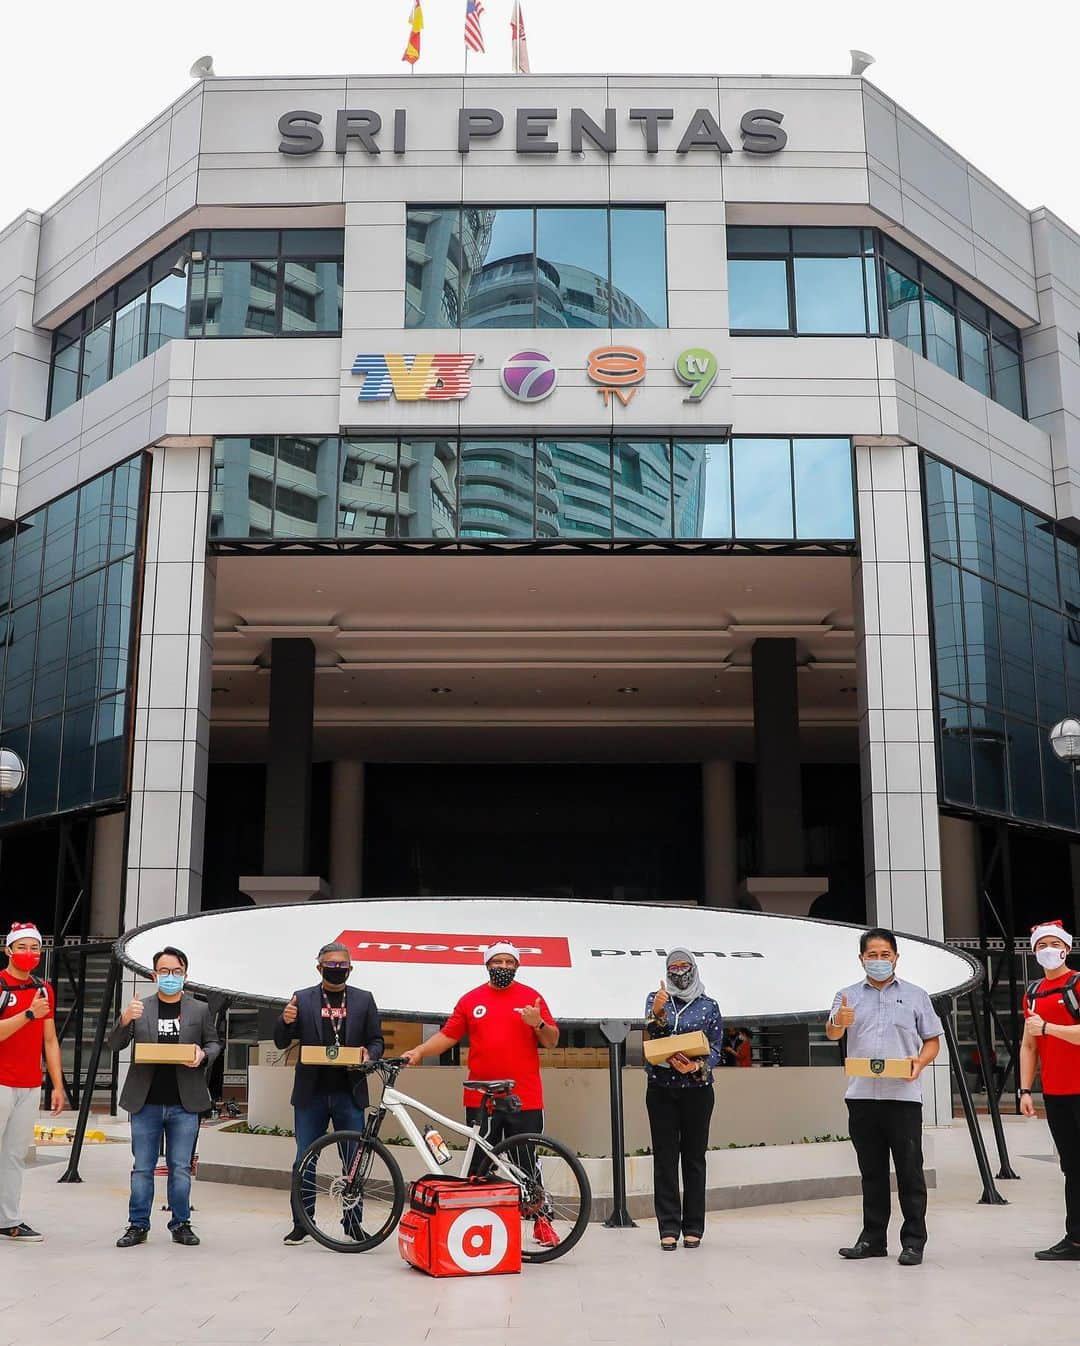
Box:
[292,1130,405,1253]
[488,1132,592,1263]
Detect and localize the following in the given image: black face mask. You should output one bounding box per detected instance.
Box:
[321,966,350,987]
[669,968,695,992]
[488,966,516,990]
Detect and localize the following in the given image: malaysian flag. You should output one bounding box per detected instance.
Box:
[464,0,485,54]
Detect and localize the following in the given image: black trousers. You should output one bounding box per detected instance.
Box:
[1043,1093,1080,1243]
[465,1106,544,1176]
[846,1099,927,1251]
[646,1085,714,1239]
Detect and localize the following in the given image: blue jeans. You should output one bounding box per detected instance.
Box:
[292,1092,367,1224]
[128,1103,201,1231]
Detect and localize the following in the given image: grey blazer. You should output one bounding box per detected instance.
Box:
[108,993,221,1115]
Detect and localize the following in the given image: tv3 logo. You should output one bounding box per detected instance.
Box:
[351,353,476,401]
[446,1208,509,1273]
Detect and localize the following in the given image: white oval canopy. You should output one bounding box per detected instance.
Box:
[119,898,978,1024]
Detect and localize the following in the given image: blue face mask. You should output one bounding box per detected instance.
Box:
[157,973,185,995]
[863,959,895,982]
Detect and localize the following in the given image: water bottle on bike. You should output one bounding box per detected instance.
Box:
[424,1127,452,1165]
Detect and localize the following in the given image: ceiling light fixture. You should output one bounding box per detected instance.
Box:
[431,687,453,694]
[618,686,639,695]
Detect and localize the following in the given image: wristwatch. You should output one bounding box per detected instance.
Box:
[23,1009,33,1022]
[1018,1088,1032,1097]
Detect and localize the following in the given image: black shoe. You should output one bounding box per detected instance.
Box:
[660,1236,678,1251]
[683,1236,702,1249]
[116,1225,148,1248]
[898,1247,923,1266]
[170,1223,200,1246]
[838,1240,887,1260]
[283,1225,309,1246]
[0,1223,44,1243]
[1034,1238,1080,1261]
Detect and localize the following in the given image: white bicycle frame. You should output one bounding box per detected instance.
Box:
[377,1083,528,1184]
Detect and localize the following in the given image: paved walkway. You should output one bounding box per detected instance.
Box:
[2,1114,1076,1345]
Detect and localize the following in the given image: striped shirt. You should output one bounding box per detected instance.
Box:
[830,977,943,1103]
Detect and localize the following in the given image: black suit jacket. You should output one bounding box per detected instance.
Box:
[273,984,384,1108]
[108,993,221,1115]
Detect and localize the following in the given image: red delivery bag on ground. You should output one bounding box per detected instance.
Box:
[398,1176,522,1277]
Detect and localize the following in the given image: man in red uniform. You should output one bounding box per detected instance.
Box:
[1021,919,1080,1261]
[401,940,559,1143]
[0,922,67,1241]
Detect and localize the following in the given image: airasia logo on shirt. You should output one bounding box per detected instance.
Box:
[335,930,572,967]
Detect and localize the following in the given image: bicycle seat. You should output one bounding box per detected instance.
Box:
[464,1079,516,1095]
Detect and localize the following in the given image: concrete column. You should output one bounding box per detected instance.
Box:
[751,639,803,876]
[263,638,315,876]
[330,760,365,899]
[125,438,215,927]
[90,811,127,938]
[939,816,979,939]
[701,760,737,906]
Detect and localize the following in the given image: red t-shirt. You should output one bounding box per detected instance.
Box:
[442,981,555,1111]
[1024,976,1080,1096]
[0,977,55,1089]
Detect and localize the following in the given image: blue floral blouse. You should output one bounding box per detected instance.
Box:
[642,991,724,1089]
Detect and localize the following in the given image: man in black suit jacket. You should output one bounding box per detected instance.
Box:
[273,940,384,1246]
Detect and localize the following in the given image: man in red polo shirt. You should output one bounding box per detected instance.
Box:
[0,922,67,1242]
[1021,919,1080,1261]
[401,940,559,1141]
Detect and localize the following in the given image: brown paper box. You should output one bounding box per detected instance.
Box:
[134,1043,199,1066]
[300,1046,365,1066]
[643,1030,710,1066]
[844,1057,916,1079]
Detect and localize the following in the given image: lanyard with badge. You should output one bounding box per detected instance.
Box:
[321,989,346,1060]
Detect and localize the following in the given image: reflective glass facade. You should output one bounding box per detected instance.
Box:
[925,455,1080,830]
[210,435,854,543]
[47,231,344,417]
[406,207,667,329]
[0,456,145,825]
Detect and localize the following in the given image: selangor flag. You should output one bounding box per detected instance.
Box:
[402,1,423,65]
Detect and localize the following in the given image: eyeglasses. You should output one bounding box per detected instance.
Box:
[320,962,351,969]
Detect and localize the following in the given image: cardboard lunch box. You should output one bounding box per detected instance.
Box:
[299,1045,365,1066]
[134,1043,200,1066]
[643,1030,710,1066]
[844,1057,917,1079]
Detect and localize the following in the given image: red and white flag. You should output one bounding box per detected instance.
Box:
[510,1,531,73]
[464,0,485,54]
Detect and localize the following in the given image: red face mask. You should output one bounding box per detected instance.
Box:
[9,950,40,973]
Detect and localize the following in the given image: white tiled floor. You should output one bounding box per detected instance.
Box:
[3,1113,1077,1345]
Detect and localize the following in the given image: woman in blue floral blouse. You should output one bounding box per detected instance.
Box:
[643,947,724,1250]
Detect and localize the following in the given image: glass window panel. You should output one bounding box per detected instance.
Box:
[460,440,535,538]
[924,291,959,376]
[938,697,973,806]
[885,265,922,354]
[109,458,143,559]
[959,317,991,396]
[33,587,71,719]
[66,570,105,708]
[0,528,12,614]
[209,438,274,538]
[732,439,793,537]
[613,441,671,538]
[728,258,789,331]
[971,707,1008,813]
[406,208,463,328]
[673,441,731,539]
[281,261,342,333]
[92,693,127,801]
[462,208,535,329]
[883,238,919,278]
[398,439,458,538]
[991,337,1024,415]
[610,208,667,328]
[793,257,867,333]
[537,208,609,329]
[49,337,81,416]
[147,273,188,353]
[792,227,865,256]
[991,491,1027,593]
[196,260,278,336]
[209,229,278,259]
[1025,510,1059,608]
[42,492,77,591]
[955,474,994,578]
[80,317,112,394]
[75,473,112,575]
[282,228,344,257]
[865,256,879,334]
[726,226,789,254]
[25,715,61,820]
[58,705,96,812]
[541,440,612,538]
[11,511,45,607]
[99,558,133,695]
[1032,603,1067,726]
[930,561,966,699]
[338,440,398,538]
[1006,717,1044,821]
[1042,732,1076,829]
[1058,535,1080,614]
[960,572,1002,709]
[0,725,29,821]
[111,290,148,377]
[924,458,959,563]
[998,589,1035,715]
[793,439,854,538]
[272,437,338,538]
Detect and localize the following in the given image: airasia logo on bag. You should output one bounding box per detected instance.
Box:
[336,930,572,967]
[446,1208,509,1273]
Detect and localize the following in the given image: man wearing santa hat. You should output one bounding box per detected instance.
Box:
[1021,919,1080,1260]
[0,923,67,1242]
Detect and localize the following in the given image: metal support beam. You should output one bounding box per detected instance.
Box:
[967,991,1019,1180]
[938,1001,1007,1205]
[599,1019,636,1228]
[58,956,121,1184]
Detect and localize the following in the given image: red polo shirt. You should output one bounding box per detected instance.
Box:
[442,981,555,1111]
[0,977,55,1089]
[1024,975,1080,1096]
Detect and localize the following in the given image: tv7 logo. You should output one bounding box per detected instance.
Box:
[352,353,476,401]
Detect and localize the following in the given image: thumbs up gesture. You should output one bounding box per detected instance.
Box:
[835,994,856,1030]
[519,997,544,1028]
[121,996,144,1026]
[652,980,669,1017]
[282,994,299,1025]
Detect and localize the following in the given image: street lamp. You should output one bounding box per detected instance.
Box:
[1049,718,1080,766]
[0,748,26,798]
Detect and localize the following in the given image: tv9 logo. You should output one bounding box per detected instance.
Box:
[500,350,558,403]
[446,1207,510,1272]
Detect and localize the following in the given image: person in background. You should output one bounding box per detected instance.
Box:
[1020,920,1080,1260]
[109,946,220,1248]
[0,923,66,1242]
[643,948,724,1251]
[274,941,384,1247]
[722,1025,753,1068]
[825,927,943,1267]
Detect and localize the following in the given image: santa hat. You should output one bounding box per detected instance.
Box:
[483,940,521,964]
[1030,920,1073,951]
[6,922,43,947]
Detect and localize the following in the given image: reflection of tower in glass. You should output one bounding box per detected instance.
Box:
[459,440,534,538]
[339,440,398,537]
[398,440,458,538]
[673,443,707,536]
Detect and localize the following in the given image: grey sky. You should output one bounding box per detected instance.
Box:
[3,0,1079,232]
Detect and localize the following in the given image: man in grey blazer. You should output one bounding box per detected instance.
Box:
[108,946,220,1248]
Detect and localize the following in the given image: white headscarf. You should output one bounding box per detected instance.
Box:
[664,947,704,1005]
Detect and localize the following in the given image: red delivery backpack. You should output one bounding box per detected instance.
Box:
[398,1175,522,1277]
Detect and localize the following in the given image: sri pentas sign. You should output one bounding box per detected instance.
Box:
[119,898,978,1024]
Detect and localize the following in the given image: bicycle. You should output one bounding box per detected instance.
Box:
[290,1057,591,1262]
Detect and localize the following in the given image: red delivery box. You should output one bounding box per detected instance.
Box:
[398,1176,522,1277]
